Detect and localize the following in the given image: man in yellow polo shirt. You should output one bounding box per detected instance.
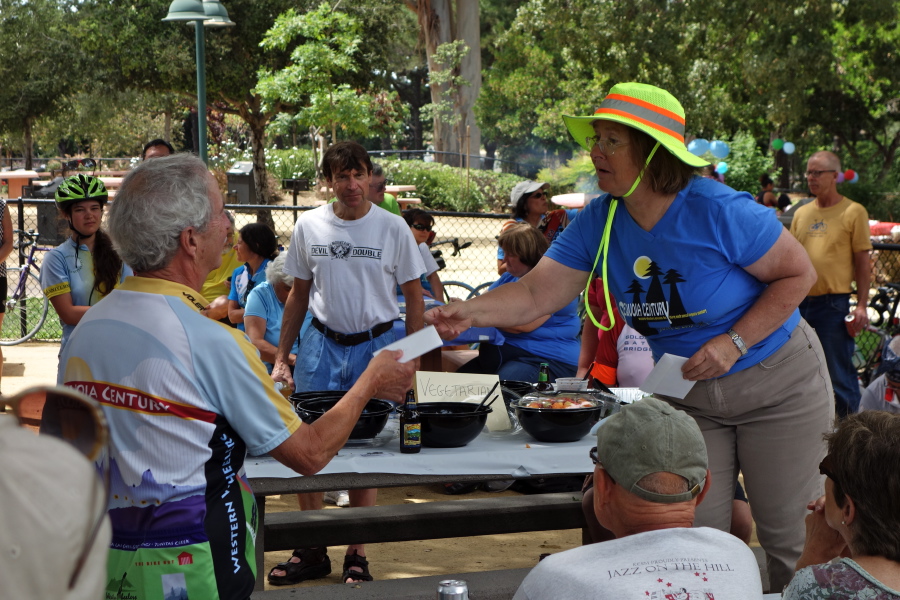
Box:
[791,150,871,417]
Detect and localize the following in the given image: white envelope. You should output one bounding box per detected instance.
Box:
[639,353,696,399]
[373,325,443,363]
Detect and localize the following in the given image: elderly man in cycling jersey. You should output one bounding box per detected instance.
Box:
[57,153,414,600]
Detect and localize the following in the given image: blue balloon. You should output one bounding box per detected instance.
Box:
[783,142,796,155]
[688,138,709,156]
[710,140,731,159]
[850,173,859,184]
[716,161,729,174]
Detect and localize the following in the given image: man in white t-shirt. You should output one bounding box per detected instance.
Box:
[514,398,764,600]
[271,140,425,586]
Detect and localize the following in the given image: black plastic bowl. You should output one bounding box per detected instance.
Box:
[513,393,615,443]
[292,394,394,440]
[417,402,492,448]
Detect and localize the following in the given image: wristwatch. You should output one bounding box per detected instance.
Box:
[727,329,748,356]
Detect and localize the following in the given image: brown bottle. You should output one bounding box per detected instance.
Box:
[400,389,421,454]
[535,363,553,392]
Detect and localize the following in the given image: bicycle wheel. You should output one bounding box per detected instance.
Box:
[0,267,49,346]
[469,281,495,299]
[442,281,476,303]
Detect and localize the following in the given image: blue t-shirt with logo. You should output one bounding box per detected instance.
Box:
[545,176,798,375]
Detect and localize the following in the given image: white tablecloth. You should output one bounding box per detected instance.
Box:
[245,423,598,480]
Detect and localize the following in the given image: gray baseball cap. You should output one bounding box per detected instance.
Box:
[508,180,548,208]
[595,397,707,504]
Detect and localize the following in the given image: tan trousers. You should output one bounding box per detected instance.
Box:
[662,319,834,592]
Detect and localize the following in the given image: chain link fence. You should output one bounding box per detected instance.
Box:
[3,198,508,343]
[8,194,900,349]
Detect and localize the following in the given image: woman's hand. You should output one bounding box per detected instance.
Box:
[682,334,742,381]
[795,495,848,570]
[424,302,473,340]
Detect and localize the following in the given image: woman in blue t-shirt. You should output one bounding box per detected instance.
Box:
[227,222,278,331]
[426,83,832,591]
[459,223,579,382]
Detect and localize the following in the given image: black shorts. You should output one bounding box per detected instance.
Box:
[0,276,7,313]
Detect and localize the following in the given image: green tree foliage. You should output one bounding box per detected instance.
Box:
[0,0,77,167]
[256,2,408,168]
[477,0,900,188]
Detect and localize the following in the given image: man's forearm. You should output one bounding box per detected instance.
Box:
[854,250,871,306]
[400,280,425,334]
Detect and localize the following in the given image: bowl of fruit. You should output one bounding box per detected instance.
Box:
[514,391,618,443]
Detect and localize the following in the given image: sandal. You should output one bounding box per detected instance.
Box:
[267,547,331,585]
[342,550,373,583]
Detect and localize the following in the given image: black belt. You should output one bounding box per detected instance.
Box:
[311,317,393,346]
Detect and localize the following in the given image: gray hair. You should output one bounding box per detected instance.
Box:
[265,253,293,288]
[108,153,213,273]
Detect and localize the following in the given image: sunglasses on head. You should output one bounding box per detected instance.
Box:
[63,158,97,171]
[819,453,838,485]
[6,386,109,591]
[411,223,432,232]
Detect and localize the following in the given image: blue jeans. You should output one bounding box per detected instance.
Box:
[456,342,577,383]
[293,324,396,392]
[800,294,860,417]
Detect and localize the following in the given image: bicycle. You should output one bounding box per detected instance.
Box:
[1,229,52,345]
[428,237,478,303]
[853,283,900,386]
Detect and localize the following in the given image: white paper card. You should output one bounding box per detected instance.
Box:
[639,353,696,399]
[374,325,443,363]
[415,371,512,431]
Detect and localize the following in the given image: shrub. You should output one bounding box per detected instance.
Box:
[382,160,520,213]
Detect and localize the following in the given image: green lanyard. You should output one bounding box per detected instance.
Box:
[583,141,661,332]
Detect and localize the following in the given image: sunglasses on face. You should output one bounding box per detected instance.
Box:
[411,223,432,232]
[369,182,387,192]
[7,386,110,590]
[805,170,836,178]
[530,191,548,199]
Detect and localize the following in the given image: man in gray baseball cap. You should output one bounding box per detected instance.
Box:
[514,398,764,599]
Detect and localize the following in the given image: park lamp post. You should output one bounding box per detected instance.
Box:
[163,0,235,165]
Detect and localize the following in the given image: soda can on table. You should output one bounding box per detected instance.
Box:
[845,313,858,337]
[437,579,468,600]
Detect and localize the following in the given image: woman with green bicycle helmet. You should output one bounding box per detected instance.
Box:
[40,173,131,352]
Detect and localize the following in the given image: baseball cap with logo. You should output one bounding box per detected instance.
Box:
[595,397,707,504]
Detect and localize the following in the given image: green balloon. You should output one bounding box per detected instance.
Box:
[772,138,784,150]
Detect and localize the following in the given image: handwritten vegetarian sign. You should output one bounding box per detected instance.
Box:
[415,371,511,431]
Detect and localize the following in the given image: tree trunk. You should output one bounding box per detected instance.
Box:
[412,0,482,167]
[242,106,275,230]
[457,0,481,169]
[414,0,457,165]
[23,116,33,170]
[164,110,173,143]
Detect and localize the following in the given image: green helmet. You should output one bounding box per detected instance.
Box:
[55,174,108,209]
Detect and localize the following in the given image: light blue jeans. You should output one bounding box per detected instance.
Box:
[293,324,396,392]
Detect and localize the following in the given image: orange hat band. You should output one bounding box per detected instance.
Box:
[595,96,685,143]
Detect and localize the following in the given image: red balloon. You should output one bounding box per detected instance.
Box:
[844,169,856,180]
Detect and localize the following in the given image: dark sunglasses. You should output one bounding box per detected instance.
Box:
[411,223,433,232]
[369,182,387,192]
[589,446,600,465]
[7,386,109,590]
[530,191,547,199]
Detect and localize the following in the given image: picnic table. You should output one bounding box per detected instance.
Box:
[2,170,47,198]
[246,426,595,590]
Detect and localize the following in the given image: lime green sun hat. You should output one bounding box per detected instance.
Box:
[562,82,709,168]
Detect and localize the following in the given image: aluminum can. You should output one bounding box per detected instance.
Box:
[437,579,468,600]
[845,313,858,337]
